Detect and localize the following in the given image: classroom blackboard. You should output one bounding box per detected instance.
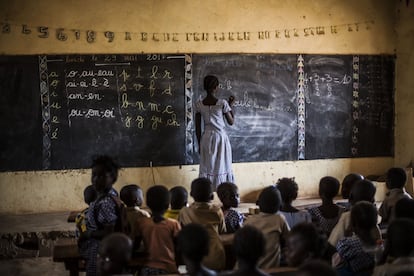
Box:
[0,53,394,172]
[303,55,354,159]
[0,56,43,171]
[357,55,394,157]
[192,54,298,162]
[45,54,188,169]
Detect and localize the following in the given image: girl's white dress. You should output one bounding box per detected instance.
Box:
[195,99,234,189]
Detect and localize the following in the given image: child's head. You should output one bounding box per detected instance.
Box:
[120,184,144,208]
[91,155,119,194]
[84,184,97,205]
[257,185,281,214]
[341,173,364,199]
[217,182,239,209]
[203,75,219,93]
[350,201,378,234]
[319,176,340,201]
[169,186,188,210]
[349,179,376,205]
[233,225,265,267]
[97,232,132,276]
[395,197,414,220]
[386,167,407,190]
[285,223,326,267]
[384,218,414,259]
[177,223,210,264]
[146,185,170,215]
[190,177,214,202]
[276,177,298,204]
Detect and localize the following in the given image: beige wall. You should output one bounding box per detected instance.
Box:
[0,0,410,214]
[395,2,414,167]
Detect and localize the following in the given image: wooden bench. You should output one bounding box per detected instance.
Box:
[52,238,85,276]
[53,233,238,275]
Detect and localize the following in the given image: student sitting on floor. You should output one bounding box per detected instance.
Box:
[373,218,414,275]
[222,225,270,276]
[179,177,227,271]
[379,167,412,226]
[217,182,244,233]
[333,201,379,276]
[97,232,133,276]
[177,223,216,276]
[308,176,346,237]
[328,179,381,247]
[338,173,364,210]
[135,185,181,275]
[164,185,188,220]
[244,185,290,269]
[277,177,312,228]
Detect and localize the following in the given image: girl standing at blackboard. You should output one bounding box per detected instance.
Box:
[195,75,235,190]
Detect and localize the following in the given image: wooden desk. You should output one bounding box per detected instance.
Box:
[52,238,84,276]
[53,238,148,275]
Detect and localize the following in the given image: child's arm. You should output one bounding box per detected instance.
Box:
[218,209,227,234]
[224,96,235,125]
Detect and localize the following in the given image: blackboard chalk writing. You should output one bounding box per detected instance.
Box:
[146,54,161,61]
[119,70,130,82]
[218,79,233,90]
[50,102,61,109]
[135,67,143,78]
[166,114,180,127]
[66,70,114,78]
[162,83,172,95]
[151,116,162,129]
[51,128,58,139]
[234,91,271,111]
[149,80,156,96]
[124,56,138,61]
[49,71,58,78]
[65,56,84,63]
[306,73,351,84]
[150,66,159,79]
[121,93,145,110]
[68,108,115,119]
[67,93,103,101]
[132,83,144,91]
[163,70,173,79]
[148,102,160,112]
[65,78,109,88]
[136,116,144,128]
[162,105,174,114]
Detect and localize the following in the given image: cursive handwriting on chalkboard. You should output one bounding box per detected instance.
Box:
[37,54,187,169]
